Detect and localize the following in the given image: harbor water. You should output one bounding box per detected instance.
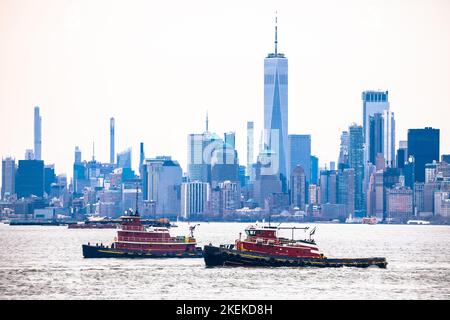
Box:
[0,222,449,299]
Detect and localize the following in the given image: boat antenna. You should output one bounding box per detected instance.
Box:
[189,224,200,237]
[309,227,316,241]
[134,183,139,216]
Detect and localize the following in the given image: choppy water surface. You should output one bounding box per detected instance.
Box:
[0,222,449,299]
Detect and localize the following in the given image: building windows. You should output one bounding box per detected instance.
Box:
[264,74,274,84]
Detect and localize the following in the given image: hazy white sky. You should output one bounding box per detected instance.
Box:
[1,0,449,182]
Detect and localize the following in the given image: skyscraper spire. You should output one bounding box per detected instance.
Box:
[92,140,95,161]
[206,110,209,132]
[34,106,42,160]
[110,117,115,164]
[274,11,278,55]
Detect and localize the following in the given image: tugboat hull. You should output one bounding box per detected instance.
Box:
[203,245,387,268]
[82,244,203,259]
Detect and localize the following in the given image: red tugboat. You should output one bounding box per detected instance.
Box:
[82,213,203,258]
[82,188,203,258]
[203,225,387,268]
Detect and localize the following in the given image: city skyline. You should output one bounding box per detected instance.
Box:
[1,0,450,181]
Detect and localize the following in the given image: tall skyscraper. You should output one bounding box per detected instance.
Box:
[362,91,390,166]
[117,148,132,169]
[288,135,311,184]
[397,140,408,169]
[139,142,145,180]
[338,131,349,168]
[187,129,223,183]
[143,156,182,216]
[15,160,44,198]
[188,133,205,182]
[407,127,440,183]
[382,110,396,167]
[224,132,236,150]
[319,170,337,205]
[181,181,210,219]
[349,124,365,212]
[337,168,355,216]
[74,146,82,164]
[44,165,56,195]
[110,117,115,164]
[290,165,306,210]
[1,157,16,200]
[368,113,383,165]
[330,161,336,171]
[246,121,254,178]
[34,106,42,161]
[368,110,396,167]
[211,141,239,188]
[310,155,319,185]
[139,143,145,167]
[253,150,282,207]
[73,152,87,195]
[264,15,288,190]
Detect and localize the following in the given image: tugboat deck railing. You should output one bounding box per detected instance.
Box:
[118,236,195,243]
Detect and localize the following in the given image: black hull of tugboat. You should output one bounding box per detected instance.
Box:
[82,244,203,259]
[203,245,387,268]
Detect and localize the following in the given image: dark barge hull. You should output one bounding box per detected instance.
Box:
[203,245,387,268]
[82,244,203,259]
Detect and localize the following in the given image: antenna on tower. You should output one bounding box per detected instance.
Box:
[206,110,209,132]
[274,11,278,55]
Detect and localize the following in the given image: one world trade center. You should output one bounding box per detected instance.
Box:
[263,15,288,191]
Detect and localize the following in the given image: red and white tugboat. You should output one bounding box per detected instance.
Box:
[203,224,387,268]
[82,188,203,259]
